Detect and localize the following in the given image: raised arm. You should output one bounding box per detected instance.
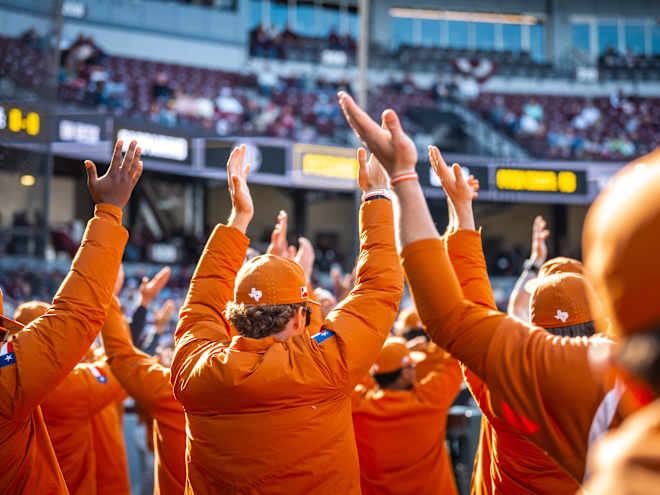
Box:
[507,216,549,321]
[102,296,176,416]
[315,148,404,391]
[338,95,612,480]
[0,140,142,421]
[171,146,251,379]
[131,266,171,346]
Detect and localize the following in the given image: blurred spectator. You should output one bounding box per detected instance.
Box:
[572,100,600,129]
[216,88,243,115]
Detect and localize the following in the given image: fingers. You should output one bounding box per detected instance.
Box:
[338,92,383,146]
[241,162,251,180]
[132,161,143,184]
[153,266,171,286]
[382,109,403,142]
[452,163,466,185]
[357,148,367,168]
[121,141,138,169]
[109,140,123,171]
[84,160,98,185]
[428,146,451,184]
[125,147,142,180]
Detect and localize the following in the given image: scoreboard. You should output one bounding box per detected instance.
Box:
[0,103,46,141]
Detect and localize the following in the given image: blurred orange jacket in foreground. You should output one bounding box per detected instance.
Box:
[401,235,621,483]
[0,204,128,495]
[42,359,126,495]
[103,296,186,495]
[352,353,462,494]
[171,199,403,494]
[446,230,580,494]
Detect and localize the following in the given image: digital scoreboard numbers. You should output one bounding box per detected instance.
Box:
[495,168,587,195]
[0,104,45,141]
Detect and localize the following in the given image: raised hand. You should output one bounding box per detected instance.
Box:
[227,144,253,233]
[530,216,550,266]
[338,92,417,177]
[357,148,389,194]
[84,139,143,209]
[139,266,171,308]
[429,146,479,231]
[154,299,176,335]
[267,210,289,258]
[429,146,479,203]
[294,237,315,283]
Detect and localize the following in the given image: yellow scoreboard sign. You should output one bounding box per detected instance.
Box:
[293,143,358,182]
[496,168,582,194]
[0,104,43,140]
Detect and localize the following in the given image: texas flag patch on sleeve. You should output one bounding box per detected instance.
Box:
[0,341,16,368]
[90,365,108,384]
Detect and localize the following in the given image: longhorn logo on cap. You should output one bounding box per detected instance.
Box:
[554,309,569,323]
[249,288,263,302]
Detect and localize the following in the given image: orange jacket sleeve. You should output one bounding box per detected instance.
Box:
[445,229,496,406]
[401,237,614,480]
[0,204,127,422]
[314,199,404,392]
[102,296,176,417]
[171,225,249,388]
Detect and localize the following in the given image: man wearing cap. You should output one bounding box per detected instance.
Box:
[0,139,142,494]
[10,300,127,495]
[579,149,660,492]
[171,146,403,494]
[429,144,586,495]
[337,93,620,485]
[352,337,461,495]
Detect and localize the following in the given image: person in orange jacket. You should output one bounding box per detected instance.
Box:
[101,284,186,494]
[170,144,403,494]
[0,139,142,494]
[90,401,132,495]
[352,337,462,495]
[11,301,127,495]
[430,147,593,495]
[576,148,660,493]
[337,93,621,485]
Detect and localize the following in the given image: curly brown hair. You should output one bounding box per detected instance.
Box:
[225,302,307,339]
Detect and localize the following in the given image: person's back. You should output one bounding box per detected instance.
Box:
[171,145,403,493]
[352,339,461,495]
[0,139,141,494]
[446,231,590,494]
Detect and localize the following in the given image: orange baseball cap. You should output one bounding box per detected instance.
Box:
[371,338,423,374]
[234,254,319,306]
[583,148,660,338]
[530,273,595,329]
[538,257,584,280]
[14,300,49,325]
[0,288,24,337]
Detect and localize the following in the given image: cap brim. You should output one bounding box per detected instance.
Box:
[0,315,24,334]
[306,298,320,306]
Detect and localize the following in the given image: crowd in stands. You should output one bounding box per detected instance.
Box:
[475,90,660,160]
[3,30,660,161]
[2,89,660,494]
